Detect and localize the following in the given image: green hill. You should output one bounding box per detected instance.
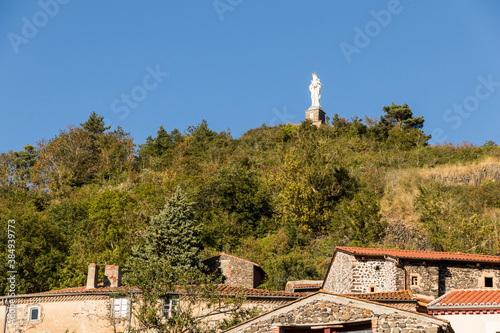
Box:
[1,107,500,294]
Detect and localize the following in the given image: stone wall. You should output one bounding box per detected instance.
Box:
[430,164,500,187]
[397,262,440,299]
[396,261,500,299]
[350,258,397,293]
[203,254,261,289]
[225,296,450,333]
[323,251,353,293]
[440,263,500,294]
[324,253,398,294]
[199,297,298,329]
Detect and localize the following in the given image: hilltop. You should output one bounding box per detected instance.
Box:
[1,106,500,295]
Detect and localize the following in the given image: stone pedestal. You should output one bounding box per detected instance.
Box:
[305,107,325,126]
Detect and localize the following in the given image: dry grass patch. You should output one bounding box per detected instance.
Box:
[380,157,500,225]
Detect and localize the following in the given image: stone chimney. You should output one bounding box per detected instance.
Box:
[86,263,99,289]
[104,265,122,287]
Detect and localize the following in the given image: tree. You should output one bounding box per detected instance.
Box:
[198,161,272,250]
[127,187,201,276]
[81,111,111,135]
[375,103,431,147]
[0,145,38,191]
[125,188,245,332]
[137,125,183,169]
[380,103,424,129]
[330,191,387,246]
[33,114,134,193]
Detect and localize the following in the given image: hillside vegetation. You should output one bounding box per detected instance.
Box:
[1,105,500,294]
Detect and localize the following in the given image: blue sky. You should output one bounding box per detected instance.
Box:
[1,1,500,153]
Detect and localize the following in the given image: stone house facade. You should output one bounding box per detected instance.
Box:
[203,253,265,289]
[0,264,302,333]
[323,247,500,300]
[223,291,453,333]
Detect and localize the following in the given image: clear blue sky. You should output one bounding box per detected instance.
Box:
[1,1,500,153]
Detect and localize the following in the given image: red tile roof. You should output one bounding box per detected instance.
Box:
[292,283,323,289]
[0,284,305,299]
[345,290,414,301]
[336,246,500,264]
[204,253,262,267]
[428,289,500,308]
[214,285,307,298]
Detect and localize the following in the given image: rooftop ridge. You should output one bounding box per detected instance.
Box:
[336,246,500,263]
[428,289,500,308]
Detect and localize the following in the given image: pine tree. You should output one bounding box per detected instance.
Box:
[125,188,245,332]
[380,103,424,129]
[127,187,201,282]
[81,111,110,135]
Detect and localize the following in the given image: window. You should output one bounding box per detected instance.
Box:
[162,297,179,318]
[411,276,418,286]
[370,287,375,293]
[485,277,494,288]
[112,297,130,318]
[27,305,42,324]
[30,308,39,321]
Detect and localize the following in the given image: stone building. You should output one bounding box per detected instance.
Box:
[323,246,500,300]
[222,291,453,333]
[203,253,266,289]
[0,263,301,333]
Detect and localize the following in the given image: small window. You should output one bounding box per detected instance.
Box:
[370,287,375,293]
[485,277,494,288]
[162,297,179,318]
[27,305,42,323]
[30,308,39,321]
[112,297,130,318]
[411,276,418,286]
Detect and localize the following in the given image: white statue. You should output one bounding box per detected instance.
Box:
[309,73,322,109]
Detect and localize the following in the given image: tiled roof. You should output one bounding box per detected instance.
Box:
[428,289,500,308]
[336,246,500,264]
[38,285,133,294]
[292,283,323,289]
[286,280,323,291]
[214,285,307,298]
[345,290,414,301]
[204,253,261,267]
[1,284,305,299]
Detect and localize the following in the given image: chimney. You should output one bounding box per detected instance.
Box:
[104,265,122,287]
[86,263,99,289]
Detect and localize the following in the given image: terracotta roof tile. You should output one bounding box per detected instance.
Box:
[336,246,500,264]
[1,284,305,299]
[428,289,500,308]
[292,283,323,289]
[214,285,307,298]
[204,253,261,267]
[345,290,414,301]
